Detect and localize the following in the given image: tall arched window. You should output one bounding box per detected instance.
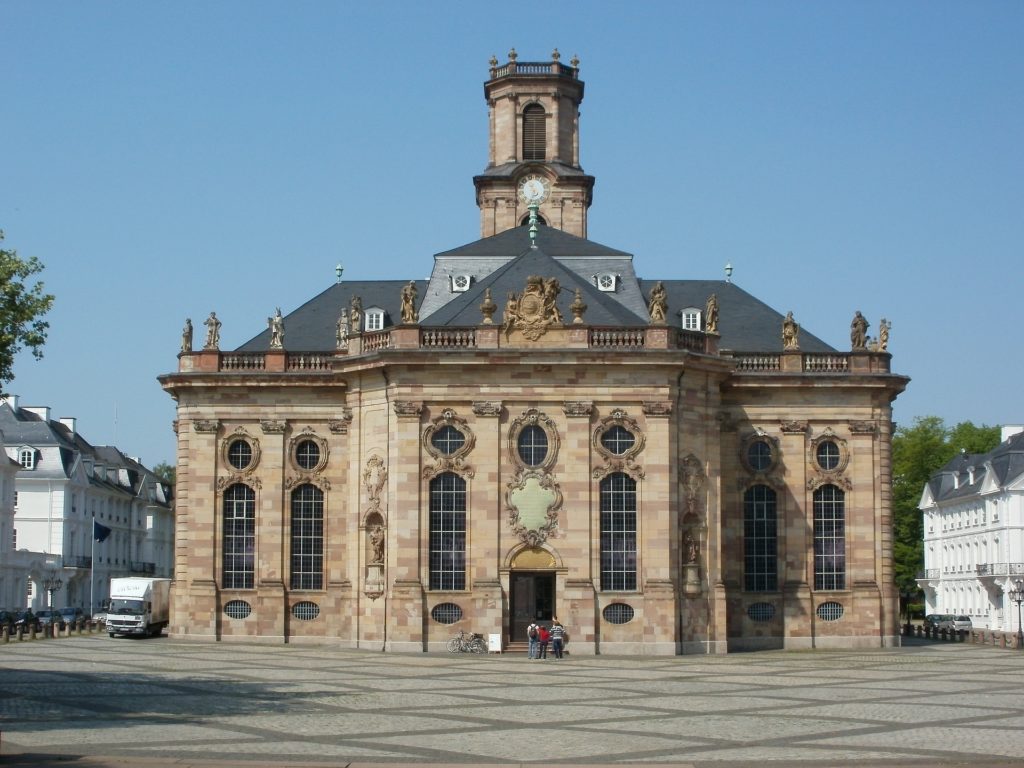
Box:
[744,485,777,592]
[223,484,255,589]
[522,104,546,161]
[600,472,637,591]
[429,473,466,590]
[290,484,324,590]
[813,484,845,590]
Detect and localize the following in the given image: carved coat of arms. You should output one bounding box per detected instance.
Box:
[502,275,563,340]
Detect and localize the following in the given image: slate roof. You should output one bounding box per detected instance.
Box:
[925,431,1024,503]
[237,225,836,353]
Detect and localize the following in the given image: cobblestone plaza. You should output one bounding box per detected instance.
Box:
[2,637,1022,767]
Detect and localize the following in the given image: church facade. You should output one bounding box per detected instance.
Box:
[161,53,908,653]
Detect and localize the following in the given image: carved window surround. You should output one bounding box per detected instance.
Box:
[739,430,783,488]
[807,427,852,491]
[507,408,560,472]
[592,408,645,480]
[422,408,476,479]
[217,427,261,490]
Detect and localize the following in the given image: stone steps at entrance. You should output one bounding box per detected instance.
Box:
[505,641,529,654]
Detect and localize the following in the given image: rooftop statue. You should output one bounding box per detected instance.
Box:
[782,311,799,351]
[850,311,869,350]
[648,281,667,324]
[400,281,418,324]
[203,311,221,350]
[181,318,193,354]
[267,307,284,349]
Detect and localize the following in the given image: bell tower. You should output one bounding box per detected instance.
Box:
[474,49,595,239]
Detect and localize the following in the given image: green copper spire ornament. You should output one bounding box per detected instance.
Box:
[528,203,539,248]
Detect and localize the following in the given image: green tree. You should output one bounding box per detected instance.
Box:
[891,416,1000,605]
[0,231,55,389]
[151,461,176,487]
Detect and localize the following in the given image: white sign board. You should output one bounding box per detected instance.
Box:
[488,633,502,653]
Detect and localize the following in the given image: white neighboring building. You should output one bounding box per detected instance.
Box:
[0,396,174,613]
[0,429,37,609]
[918,425,1024,631]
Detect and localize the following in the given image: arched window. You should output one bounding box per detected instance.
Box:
[744,485,777,592]
[429,473,466,590]
[290,484,324,590]
[600,472,637,591]
[522,104,546,161]
[813,484,845,590]
[223,484,255,589]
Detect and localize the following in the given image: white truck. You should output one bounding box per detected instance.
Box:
[106,577,171,638]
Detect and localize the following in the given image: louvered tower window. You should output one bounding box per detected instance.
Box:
[522,104,546,161]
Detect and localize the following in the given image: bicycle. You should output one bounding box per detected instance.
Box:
[447,629,487,654]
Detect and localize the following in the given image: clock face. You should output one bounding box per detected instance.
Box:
[518,175,549,204]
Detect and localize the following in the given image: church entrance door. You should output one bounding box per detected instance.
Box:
[510,571,554,643]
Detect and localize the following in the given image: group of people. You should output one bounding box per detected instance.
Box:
[525,619,566,659]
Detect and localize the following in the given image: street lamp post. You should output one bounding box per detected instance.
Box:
[1010,579,1024,651]
[44,572,63,637]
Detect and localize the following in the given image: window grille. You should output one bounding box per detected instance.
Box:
[814,485,846,590]
[224,600,251,620]
[747,602,775,622]
[431,603,463,624]
[291,601,320,621]
[816,601,844,621]
[295,440,321,470]
[429,473,466,590]
[603,603,635,624]
[816,440,840,470]
[747,440,773,472]
[744,485,778,591]
[522,104,546,161]
[290,484,324,590]
[222,484,255,589]
[600,472,637,591]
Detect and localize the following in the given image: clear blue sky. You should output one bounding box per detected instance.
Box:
[3,1,1021,468]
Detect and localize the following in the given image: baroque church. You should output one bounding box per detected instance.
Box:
[161,52,909,653]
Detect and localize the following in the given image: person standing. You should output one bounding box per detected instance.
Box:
[537,624,550,659]
[550,619,566,659]
[526,621,540,659]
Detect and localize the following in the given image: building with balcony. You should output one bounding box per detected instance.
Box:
[161,52,908,653]
[0,396,174,613]
[918,425,1024,630]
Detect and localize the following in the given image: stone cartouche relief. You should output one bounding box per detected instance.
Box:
[501,275,563,341]
[363,454,387,513]
[393,400,423,418]
[216,426,262,491]
[422,408,476,479]
[284,427,330,491]
[849,420,877,435]
[506,408,562,546]
[472,401,502,417]
[193,419,220,434]
[642,401,673,417]
[591,408,645,480]
[562,401,593,418]
[807,427,853,491]
[260,419,286,435]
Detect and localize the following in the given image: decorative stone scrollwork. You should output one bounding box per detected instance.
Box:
[260,419,286,434]
[284,473,330,491]
[739,431,784,488]
[780,420,808,434]
[562,401,592,418]
[422,408,476,479]
[472,401,502,417]
[505,469,563,547]
[393,400,423,418]
[193,419,220,434]
[680,453,705,524]
[329,408,353,434]
[592,409,645,480]
[642,401,673,417]
[849,420,877,435]
[363,455,387,511]
[508,408,560,472]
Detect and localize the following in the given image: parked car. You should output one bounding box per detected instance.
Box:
[0,610,16,632]
[14,609,41,632]
[36,608,60,628]
[950,615,973,631]
[923,614,950,630]
[58,607,88,627]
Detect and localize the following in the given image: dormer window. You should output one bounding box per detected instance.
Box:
[364,309,384,332]
[450,274,472,293]
[595,273,617,292]
[18,448,35,470]
[681,308,702,331]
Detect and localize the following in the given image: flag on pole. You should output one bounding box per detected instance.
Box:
[93,519,112,542]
